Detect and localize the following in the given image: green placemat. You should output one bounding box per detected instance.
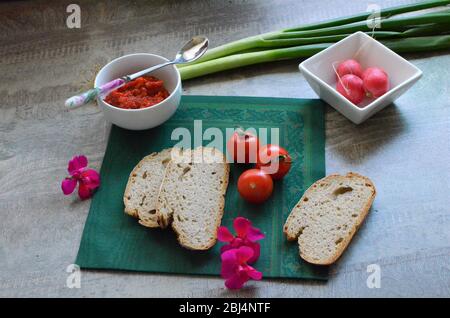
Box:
[76,96,327,280]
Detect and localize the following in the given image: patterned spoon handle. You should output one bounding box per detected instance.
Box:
[65,78,127,108]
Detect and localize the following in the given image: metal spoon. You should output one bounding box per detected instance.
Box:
[65,36,208,108]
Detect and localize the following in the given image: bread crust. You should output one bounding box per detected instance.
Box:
[156,147,230,250]
[123,152,159,219]
[123,149,172,228]
[283,172,376,265]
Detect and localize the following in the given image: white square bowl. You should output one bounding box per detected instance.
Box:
[299,31,422,124]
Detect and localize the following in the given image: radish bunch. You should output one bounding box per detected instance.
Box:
[335,59,389,106]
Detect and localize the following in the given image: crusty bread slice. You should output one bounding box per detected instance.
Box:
[155,147,192,229]
[283,172,376,265]
[156,146,230,250]
[123,148,172,228]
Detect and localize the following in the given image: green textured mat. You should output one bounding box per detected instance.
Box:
[76,96,328,280]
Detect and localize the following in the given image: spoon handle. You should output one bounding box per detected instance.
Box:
[128,61,174,81]
[65,78,126,108]
[65,61,175,108]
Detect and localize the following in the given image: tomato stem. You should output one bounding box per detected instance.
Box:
[235,126,252,139]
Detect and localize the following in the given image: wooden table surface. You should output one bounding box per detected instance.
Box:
[1,0,449,297]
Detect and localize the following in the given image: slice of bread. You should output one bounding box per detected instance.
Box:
[123,148,172,228]
[283,172,376,265]
[156,146,230,250]
[155,147,192,229]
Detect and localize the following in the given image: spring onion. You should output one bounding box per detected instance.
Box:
[178,0,450,80]
[179,35,450,80]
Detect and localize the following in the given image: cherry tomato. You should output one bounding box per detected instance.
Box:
[237,169,273,204]
[226,128,259,164]
[256,144,292,180]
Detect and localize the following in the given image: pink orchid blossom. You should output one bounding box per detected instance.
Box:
[61,155,100,200]
[221,246,263,289]
[217,217,265,264]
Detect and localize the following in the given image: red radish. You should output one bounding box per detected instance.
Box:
[336,59,363,78]
[336,74,365,105]
[362,67,389,97]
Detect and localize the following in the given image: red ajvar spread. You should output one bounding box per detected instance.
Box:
[104,76,169,109]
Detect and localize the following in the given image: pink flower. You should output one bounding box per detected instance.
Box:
[217,217,265,264]
[221,246,262,289]
[61,155,100,200]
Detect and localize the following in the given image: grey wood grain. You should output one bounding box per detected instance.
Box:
[0,0,449,297]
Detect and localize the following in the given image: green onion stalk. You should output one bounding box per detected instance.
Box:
[178,0,450,80]
[179,35,450,80]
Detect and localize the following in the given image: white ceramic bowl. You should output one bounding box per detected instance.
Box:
[299,31,422,124]
[95,53,181,130]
